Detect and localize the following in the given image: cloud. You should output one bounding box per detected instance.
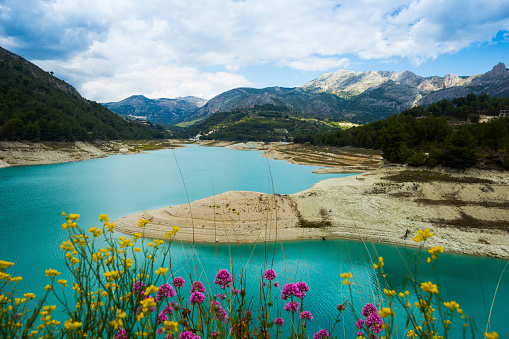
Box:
[3,0,509,100]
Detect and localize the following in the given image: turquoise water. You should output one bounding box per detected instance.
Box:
[0,145,507,338]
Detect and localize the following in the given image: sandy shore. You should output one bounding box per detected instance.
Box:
[114,166,509,259]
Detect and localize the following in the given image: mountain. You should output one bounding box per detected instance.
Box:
[0,46,165,141]
[188,86,361,122]
[103,95,207,125]
[180,63,509,125]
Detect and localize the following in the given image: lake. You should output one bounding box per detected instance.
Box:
[0,145,507,338]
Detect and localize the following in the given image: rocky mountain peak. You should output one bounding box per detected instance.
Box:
[486,62,508,77]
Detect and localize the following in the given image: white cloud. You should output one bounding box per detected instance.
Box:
[9,0,509,101]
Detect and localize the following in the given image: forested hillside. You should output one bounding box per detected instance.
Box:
[174,104,343,142]
[295,94,509,169]
[0,47,165,141]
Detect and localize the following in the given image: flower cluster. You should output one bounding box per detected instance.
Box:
[313,329,329,339]
[356,303,385,337]
[214,269,233,289]
[413,228,433,242]
[264,269,277,281]
[210,300,228,322]
[280,281,309,300]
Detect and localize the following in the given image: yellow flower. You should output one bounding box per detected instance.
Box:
[407,330,418,338]
[373,256,384,269]
[45,269,61,277]
[383,289,396,297]
[340,272,353,285]
[24,293,36,299]
[413,228,434,242]
[155,267,169,276]
[164,320,179,333]
[119,237,133,248]
[123,258,134,268]
[144,284,159,296]
[443,301,460,312]
[64,319,82,330]
[57,279,68,287]
[104,222,115,233]
[420,281,439,294]
[428,246,444,260]
[99,214,110,222]
[485,331,499,339]
[379,307,393,318]
[68,213,80,221]
[104,271,119,281]
[133,232,142,240]
[138,218,149,228]
[89,227,103,237]
[0,260,15,270]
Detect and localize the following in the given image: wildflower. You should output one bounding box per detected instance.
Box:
[99,214,110,222]
[443,301,460,312]
[210,300,228,322]
[45,269,61,277]
[413,228,433,242]
[156,284,176,301]
[284,301,300,312]
[296,281,310,298]
[373,256,384,269]
[23,293,36,299]
[420,281,439,294]
[428,246,444,260]
[337,304,346,311]
[232,288,240,295]
[164,320,179,333]
[379,307,393,318]
[157,312,169,324]
[313,329,330,339]
[190,292,205,306]
[64,319,82,330]
[172,277,185,288]
[138,218,149,228]
[300,311,313,321]
[217,293,226,300]
[180,330,201,339]
[144,284,159,296]
[68,213,80,220]
[57,279,67,287]
[274,317,284,326]
[116,329,128,339]
[133,281,146,296]
[214,269,233,289]
[485,331,499,339]
[340,272,353,285]
[191,281,206,293]
[407,330,418,338]
[211,331,220,337]
[274,281,279,287]
[155,267,169,276]
[264,269,277,280]
[89,227,102,237]
[104,222,115,233]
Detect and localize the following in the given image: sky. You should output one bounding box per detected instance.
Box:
[0,0,508,103]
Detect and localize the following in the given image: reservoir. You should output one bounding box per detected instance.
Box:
[0,145,507,337]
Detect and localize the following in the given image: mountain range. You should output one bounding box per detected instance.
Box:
[106,63,509,125]
[103,95,207,125]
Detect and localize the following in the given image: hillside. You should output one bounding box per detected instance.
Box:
[174,104,348,142]
[0,46,165,141]
[295,93,509,170]
[103,95,206,125]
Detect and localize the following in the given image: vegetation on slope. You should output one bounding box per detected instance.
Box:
[173,104,348,142]
[0,47,165,141]
[295,93,509,169]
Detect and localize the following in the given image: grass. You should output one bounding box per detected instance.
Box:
[385,170,494,184]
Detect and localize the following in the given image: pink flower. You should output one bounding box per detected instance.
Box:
[264,269,277,281]
[274,317,284,326]
[190,292,205,306]
[313,329,329,339]
[191,281,206,293]
[214,269,233,289]
[284,301,300,312]
[172,277,185,288]
[299,311,313,321]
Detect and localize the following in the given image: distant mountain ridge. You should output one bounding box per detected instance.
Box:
[105,63,509,126]
[103,95,207,125]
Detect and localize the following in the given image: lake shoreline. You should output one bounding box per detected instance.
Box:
[0,140,185,168]
[114,165,509,259]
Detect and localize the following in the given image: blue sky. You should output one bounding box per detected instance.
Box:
[1,0,508,102]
